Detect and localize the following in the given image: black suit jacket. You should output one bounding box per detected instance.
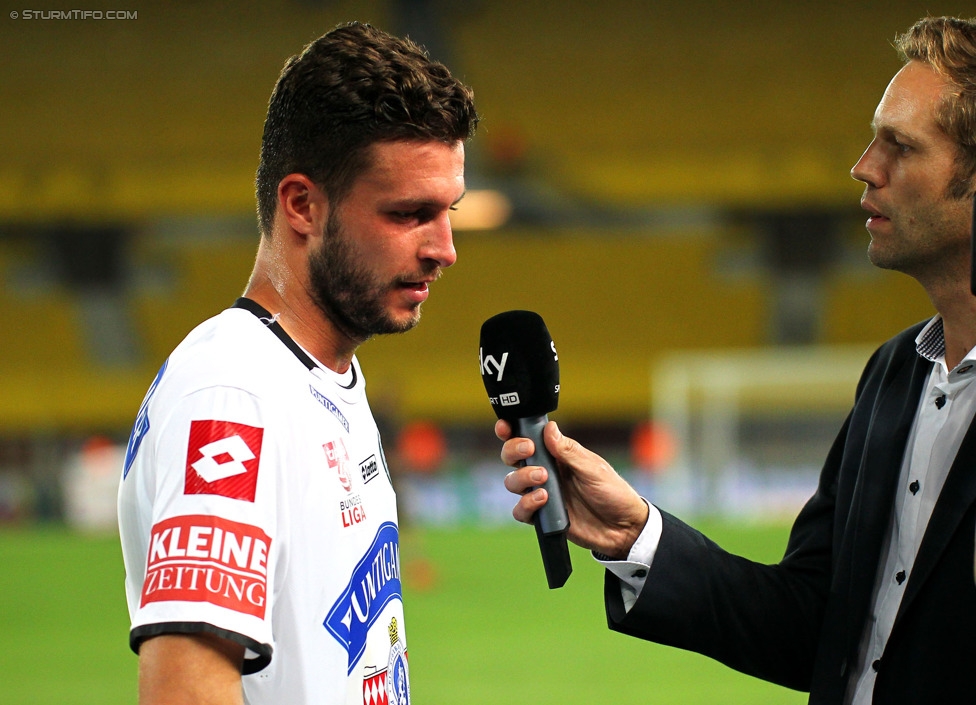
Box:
[606,322,976,703]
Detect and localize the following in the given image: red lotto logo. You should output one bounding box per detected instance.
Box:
[185,420,263,502]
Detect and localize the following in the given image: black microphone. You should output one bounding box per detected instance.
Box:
[479,310,572,589]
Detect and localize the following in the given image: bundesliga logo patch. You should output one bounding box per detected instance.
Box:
[326,439,353,492]
[185,420,263,502]
[327,439,369,529]
[140,514,271,618]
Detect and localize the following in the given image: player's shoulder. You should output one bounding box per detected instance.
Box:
[158,307,288,397]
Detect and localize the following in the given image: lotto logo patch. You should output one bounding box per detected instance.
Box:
[360,455,379,484]
[185,420,263,502]
[140,514,271,619]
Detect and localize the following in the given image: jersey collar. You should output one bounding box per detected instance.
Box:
[232,297,358,390]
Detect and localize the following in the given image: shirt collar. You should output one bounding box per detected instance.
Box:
[915,316,946,363]
[915,315,976,379]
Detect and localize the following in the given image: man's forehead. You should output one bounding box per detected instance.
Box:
[871,61,945,132]
[356,140,465,191]
[366,138,464,165]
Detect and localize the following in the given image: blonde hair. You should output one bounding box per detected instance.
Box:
[896,16,976,198]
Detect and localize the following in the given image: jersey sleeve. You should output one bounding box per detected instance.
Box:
[122,383,281,673]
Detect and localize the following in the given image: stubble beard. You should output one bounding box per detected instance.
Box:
[308,210,424,342]
[867,195,971,282]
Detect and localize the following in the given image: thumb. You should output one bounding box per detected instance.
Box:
[543,420,576,462]
[544,420,613,476]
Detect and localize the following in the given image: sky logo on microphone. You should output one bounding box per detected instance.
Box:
[480,348,509,381]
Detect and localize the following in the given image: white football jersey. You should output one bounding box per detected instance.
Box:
[118,300,410,705]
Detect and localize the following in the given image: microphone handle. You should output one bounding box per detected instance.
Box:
[514,414,572,588]
[515,414,570,534]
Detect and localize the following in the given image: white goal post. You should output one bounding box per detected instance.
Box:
[650,345,876,515]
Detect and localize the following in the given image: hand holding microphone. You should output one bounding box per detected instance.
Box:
[481,311,651,580]
[480,310,572,588]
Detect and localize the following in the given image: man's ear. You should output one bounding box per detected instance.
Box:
[276,174,328,238]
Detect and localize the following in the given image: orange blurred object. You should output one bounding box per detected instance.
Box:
[630,421,677,474]
[396,420,447,473]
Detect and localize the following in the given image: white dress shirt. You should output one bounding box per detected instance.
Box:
[847,317,976,703]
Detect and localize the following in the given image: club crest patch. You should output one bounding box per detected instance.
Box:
[360,617,409,705]
[385,617,410,705]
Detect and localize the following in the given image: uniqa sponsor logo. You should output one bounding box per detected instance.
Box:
[324,522,402,672]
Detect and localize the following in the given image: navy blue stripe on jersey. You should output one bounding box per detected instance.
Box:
[233,297,319,371]
[233,298,360,390]
[129,620,271,674]
[232,297,359,391]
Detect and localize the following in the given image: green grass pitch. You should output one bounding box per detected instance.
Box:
[0,521,807,704]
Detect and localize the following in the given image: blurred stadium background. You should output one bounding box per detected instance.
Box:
[0,1,970,702]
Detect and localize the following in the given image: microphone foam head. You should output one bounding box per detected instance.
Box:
[479,310,559,419]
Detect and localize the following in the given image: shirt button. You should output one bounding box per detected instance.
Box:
[895,570,906,585]
[872,659,881,672]
[909,480,920,495]
[631,569,648,579]
[959,364,973,374]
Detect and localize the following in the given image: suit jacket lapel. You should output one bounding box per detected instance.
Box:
[845,344,930,633]
[900,406,976,613]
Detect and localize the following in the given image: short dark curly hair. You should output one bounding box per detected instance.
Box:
[254,22,478,237]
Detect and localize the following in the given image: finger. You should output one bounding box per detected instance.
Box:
[499,436,535,467]
[513,487,548,524]
[494,418,513,441]
[503,466,548,495]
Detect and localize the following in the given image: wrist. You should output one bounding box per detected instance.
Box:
[598,498,650,560]
[621,497,650,558]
